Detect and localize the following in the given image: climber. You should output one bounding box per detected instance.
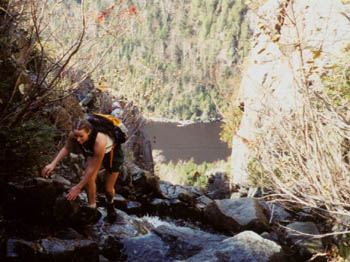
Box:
[41,119,124,221]
[111,100,124,118]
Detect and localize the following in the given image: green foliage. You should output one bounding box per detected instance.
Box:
[247,158,264,186]
[219,106,243,148]
[322,64,350,106]
[0,2,60,178]
[155,158,230,189]
[247,158,286,188]
[0,118,58,176]
[338,237,350,261]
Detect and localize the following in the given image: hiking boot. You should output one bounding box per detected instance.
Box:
[106,203,117,222]
[80,205,101,224]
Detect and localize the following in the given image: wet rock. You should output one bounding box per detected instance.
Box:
[53,194,101,226]
[99,255,110,262]
[157,198,202,222]
[6,238,99,262]
[88,210,149,241]
[126,201,143,214]
[153,224,226,260]
[6,239,36,259]
[151,198,170,207]
[113,193,128,210]
[195,195,213,210]
[180,230,286,262]
[54,228,82,240]
[144,183,205,221]
[120,232,168,262]
[1,177,67,223]
[132,169,164,198]
[149,198,171,216]
[51,175,72,187]
[100,235,125,261]
[204,198,270,234]
[285,221,323,259]
[40,238,98,260]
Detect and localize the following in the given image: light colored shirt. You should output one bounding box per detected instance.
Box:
[105,134,114,153]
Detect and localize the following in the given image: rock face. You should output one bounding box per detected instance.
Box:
[285,222,323,259]
[183,231,286,262]
[204,198,270,234]
[123,104,155,174]
[7,238,99,262]
[230,0,350,185]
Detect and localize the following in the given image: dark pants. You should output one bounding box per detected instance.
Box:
[102,145,124,173]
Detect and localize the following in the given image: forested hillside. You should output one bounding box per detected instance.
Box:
[51,0,250,121]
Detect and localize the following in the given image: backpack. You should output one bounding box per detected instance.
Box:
[87,113,128,144]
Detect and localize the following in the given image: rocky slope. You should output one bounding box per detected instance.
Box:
[0,87,330,261]
[1,164,328,261]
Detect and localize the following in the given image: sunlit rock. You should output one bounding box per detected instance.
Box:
[204,198,269,234]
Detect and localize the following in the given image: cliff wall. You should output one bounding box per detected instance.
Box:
[231,0,350,185]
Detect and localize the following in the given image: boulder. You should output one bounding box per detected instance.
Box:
[153,224,226,260]
[125,201,143,214]
[6,237,99,262]
[53,194,102,226]
[123,106,154,174]
[204,198,270,234]
[61,95,84,121]
[100,235,125,261]
[195,195,213,210]
[206,169,231,199]
[48,105,72,131]
[120,233,168,262]
[285,221,323,259]
[1,177,68,223]
[149,198,171,216]
[181,231,286,262]
[132,168,164,199]
[159,181,198,202]
[113,193,128,210]
[263,202,293,225]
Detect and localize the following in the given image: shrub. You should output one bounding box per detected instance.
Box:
[0,118,58,177]
[155,157,230,190]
